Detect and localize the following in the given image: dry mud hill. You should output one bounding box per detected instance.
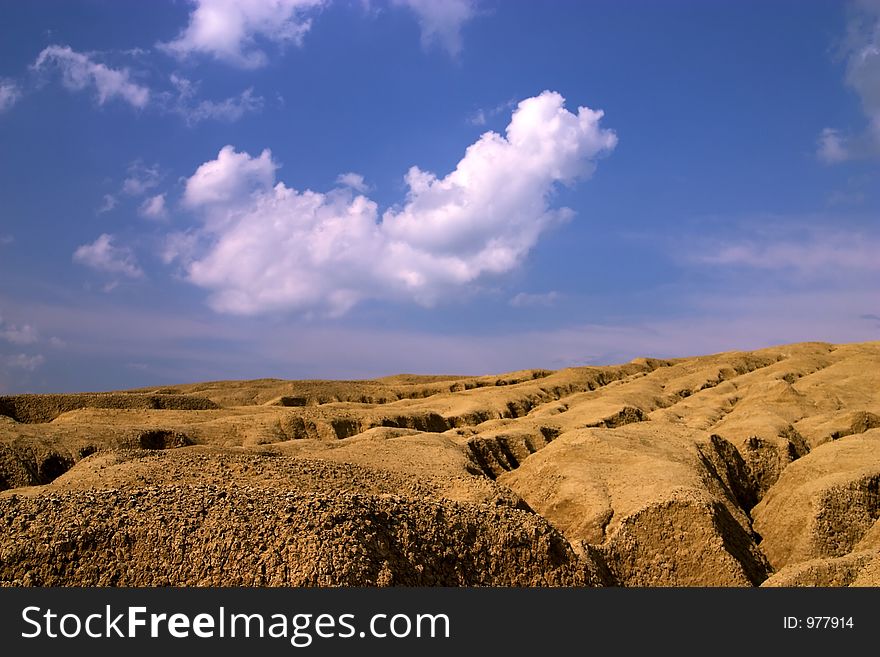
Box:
[0,487,602,586]
[0,340,878,587]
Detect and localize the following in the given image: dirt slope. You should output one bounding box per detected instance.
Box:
[1,340,878,586]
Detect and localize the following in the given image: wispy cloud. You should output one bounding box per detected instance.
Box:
[73,234,144,279]
[0,234,13,246]
[97,194,118,214]
[509,291,560,308]
[468,109,487,126]
[122,160,161,196]
[5,353,45,371]
[467,99,515,126]
[167,74,264,124]
[138,193,168,220]
[0,312,56,381]
[0,316,39,345]
[0,78,21,112]
[826,189,866,206]
[817,0,880,162]
[692,229,880,274]
[32,45,150,108]
[3,282,877,393]
[817,127,851,164]
[391,0,479,57]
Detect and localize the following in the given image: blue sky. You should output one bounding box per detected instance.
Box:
[1,0,879,393]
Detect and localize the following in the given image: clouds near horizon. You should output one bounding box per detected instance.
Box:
[0,316,39,346]
[695,231,880,274]
[3,0,878,395]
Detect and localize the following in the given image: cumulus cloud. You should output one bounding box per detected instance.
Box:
[159,0,327,68]
[32,45,150,108]
[73,234,144,279]
[168,74,264,124]
[139,194,168,220]
[0,79,21,112]
[335,172,369,193]
[171,91,617,315]
[818,0,880,162]
[183,145,276,207]
[392,0,478,56]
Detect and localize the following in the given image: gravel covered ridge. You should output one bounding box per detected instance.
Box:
[0,485,606,587]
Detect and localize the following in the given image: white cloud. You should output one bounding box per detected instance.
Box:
[467,99,516,127]
[468,109,486,126]
[509,291,560,308]
[335,172,369,193]
[97,194,118,214]
[32,45,150,108]
[691,229,880,274]
[139,194,168,220]
[817,127,850,163]
[818,1,880,162]
[0,316,39,345]
[172,91,617,315]
[183,144,276,207]
[73,234,144,279]
[122,161,161,196]
[392,0,478,56]
[0,79,21,112]
[159,0,327,68]
[162,231,202,265]
[0,234,13,246]
[179,86,263,124]
[846,1,880,132]
[168,74,264,124]
[1,325,39,346]
[159,0,478,69]
[5,353,45,372]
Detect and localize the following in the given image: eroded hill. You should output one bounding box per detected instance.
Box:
[1,341,879,586]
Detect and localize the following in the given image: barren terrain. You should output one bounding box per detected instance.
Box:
[1,341,879,586]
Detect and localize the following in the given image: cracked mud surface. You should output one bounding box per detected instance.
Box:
[1,341,879,586]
